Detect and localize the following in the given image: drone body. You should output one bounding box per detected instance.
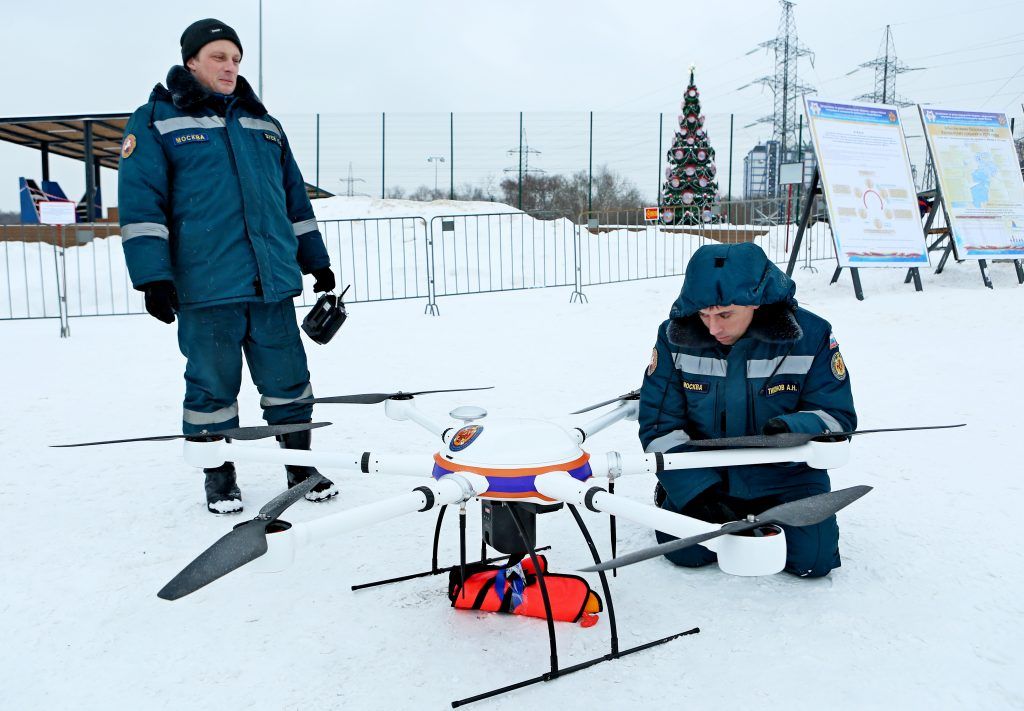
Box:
[434,418,591,505]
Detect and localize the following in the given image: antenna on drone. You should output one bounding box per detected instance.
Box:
[848,25,922,107]
[738,0,816,198]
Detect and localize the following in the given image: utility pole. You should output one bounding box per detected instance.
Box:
[258,0,263,98]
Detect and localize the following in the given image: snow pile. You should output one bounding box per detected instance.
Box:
[3,252,1023,709]
[312,195,522,221]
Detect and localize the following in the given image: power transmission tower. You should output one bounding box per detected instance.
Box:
[505,135,544,175]
[339,162,367,197]
[849,25,922,106]
[740,0,815,197]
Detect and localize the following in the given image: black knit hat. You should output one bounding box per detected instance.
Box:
[180,18,243,64]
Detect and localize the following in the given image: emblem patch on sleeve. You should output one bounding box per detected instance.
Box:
[121,134,136,159]
[829,333,839,350]
[647,347,658,376]
[831,351,847,381]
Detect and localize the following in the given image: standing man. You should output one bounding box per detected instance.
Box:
[639,243,856,577]
[118,18,338,514]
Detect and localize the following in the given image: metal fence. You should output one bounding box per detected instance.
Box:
[574,197,836,289]
[1,200,842,335]
[279,110,954,209]
[428,212,576,300]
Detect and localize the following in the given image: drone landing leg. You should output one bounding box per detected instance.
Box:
[508,504,560,677]
[566,504,618,656]
[452,505,701,707]
[350,504,551,591]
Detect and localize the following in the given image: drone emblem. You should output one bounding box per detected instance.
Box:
[450,424,483,451]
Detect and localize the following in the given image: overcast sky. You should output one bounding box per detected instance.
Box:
[2,0,1022,212]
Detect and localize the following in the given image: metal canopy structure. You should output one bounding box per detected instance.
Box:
[0,112,129,221]
[0,112,333,221]
[0,113,130,171]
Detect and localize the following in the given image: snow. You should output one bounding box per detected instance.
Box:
[2,208,1023,709]
[312,195,522,221]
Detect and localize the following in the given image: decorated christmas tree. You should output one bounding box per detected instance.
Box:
[660,67,721,225]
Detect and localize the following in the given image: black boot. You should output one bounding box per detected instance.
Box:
[276,427,338,502]
[204,462,242,514]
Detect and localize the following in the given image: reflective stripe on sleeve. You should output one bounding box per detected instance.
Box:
[746,356,814,378]
[260,384,313,408]
[153,116,226,134]
[292,218,318,237]
[239,117,280,134]
[644,429,691,453]
[672,353,727,377]
[183,401,239,426]
[802,409,845,432]
[121,223,169,242]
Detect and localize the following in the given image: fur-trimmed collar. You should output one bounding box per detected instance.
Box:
[148,66,266,114]
[666,302,803,349]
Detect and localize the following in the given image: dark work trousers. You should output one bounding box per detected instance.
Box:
[177,300,314,435]
[655,483,841,578]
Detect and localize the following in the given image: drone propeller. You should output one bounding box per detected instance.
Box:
[157,474,325,601]
[686,423,966,450]
[51,422,332,448]
[571,390,640,415]
[301,386,493,405]
[581,485,872,573]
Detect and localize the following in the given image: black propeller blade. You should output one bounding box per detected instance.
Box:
[571,390,640,415]
[301,386,493,405]
[581,485,872,573]
[52,422,332,448]
[686,424,966,449]
[157,474,325,601]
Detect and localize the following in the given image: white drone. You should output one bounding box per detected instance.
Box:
[58,387,956,705]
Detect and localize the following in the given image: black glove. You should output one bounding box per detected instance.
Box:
[142,281,178,324]
[680,483,739,524]
[311,267,335,293]
[763,417,790,435]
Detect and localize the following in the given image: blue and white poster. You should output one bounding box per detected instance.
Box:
[920,106,1024,259]
[805,98,929,268]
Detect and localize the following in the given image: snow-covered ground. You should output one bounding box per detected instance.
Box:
[2,237,1022,709]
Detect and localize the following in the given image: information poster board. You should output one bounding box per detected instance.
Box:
[919,106,1024,259]
[804,98,928,267]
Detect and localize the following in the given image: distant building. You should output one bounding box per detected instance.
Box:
[743,140,816,198]
[743,141,778,199]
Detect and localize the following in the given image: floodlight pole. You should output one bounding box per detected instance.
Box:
[258,0,263,98]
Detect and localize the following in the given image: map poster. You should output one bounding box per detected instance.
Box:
[919,106,1024,259]
[804,97,929,268]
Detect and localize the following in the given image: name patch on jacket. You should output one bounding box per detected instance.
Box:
[263,132,282,146]
[764,381,800,397]
[172,132,209,145]
[682,379,708,394]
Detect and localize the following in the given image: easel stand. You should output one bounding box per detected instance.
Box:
[351,503,699,707]
[788,167,931,301]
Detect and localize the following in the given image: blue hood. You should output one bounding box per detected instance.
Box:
[670,242,796,319]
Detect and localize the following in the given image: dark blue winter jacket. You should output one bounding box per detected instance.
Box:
[117,66,329,308]
[639,242,856,507]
